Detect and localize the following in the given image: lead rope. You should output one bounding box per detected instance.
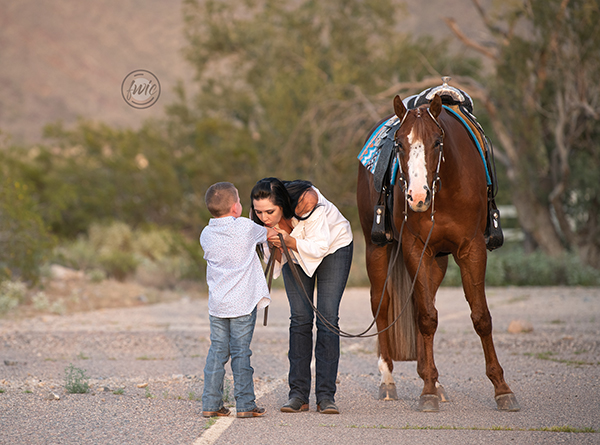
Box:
[262,245,277,326]
[275,206,435,338]
[265,109,442,336]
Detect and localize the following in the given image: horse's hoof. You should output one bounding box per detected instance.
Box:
[495,393,520,412]
[436,383,449,402]
[378,383,398,401]
[418,394,439,412]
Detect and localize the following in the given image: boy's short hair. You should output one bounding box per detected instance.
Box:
[205,182,238,217]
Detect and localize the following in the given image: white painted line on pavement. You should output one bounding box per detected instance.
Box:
[193,410,236,445]
[194,333,371,444]
[192,376,285,445]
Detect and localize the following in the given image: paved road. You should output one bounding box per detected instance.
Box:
[1,287,599,444]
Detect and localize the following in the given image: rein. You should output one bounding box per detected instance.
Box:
[263,105,444,337]
[268,213,435,338]
[261,243,277,326]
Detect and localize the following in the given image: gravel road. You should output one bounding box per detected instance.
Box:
[1,287,599,445]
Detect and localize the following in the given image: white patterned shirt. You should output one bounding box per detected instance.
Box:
[200,216,271,318]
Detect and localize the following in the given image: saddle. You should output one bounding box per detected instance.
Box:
[362,78,504,250]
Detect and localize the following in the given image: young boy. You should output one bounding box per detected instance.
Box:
[200,182,276,418]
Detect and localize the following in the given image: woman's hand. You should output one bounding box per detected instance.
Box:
[296,189,318,217]
[270,227,297,252]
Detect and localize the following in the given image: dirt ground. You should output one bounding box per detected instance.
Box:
[9,265,207,321]
[1,274,599,445]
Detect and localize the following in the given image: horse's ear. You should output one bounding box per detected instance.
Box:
[429,94,442,118]
[393,95,406,120]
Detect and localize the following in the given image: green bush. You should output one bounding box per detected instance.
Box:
[51,222,205,285]
[32,291,50,311]
[52,237,97,271]
[89,221,133,254]
[64,363,90,394]
[0,280,27,314]
[86,269,107,283]
[0,178,55,283]
[136,257,187,289]
[98,251,139,281]
[132,228,174,261]
[440,246,600,287]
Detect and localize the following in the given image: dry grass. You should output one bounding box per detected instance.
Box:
[8,273,206,321]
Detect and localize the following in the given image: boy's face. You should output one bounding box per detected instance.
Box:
[232,190,242,218]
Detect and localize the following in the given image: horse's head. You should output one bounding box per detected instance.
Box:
[393,94,444,213]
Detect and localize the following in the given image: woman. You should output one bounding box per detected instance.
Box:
[250,177,353,414]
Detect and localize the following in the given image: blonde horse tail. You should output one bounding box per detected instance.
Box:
[384,241,417,361]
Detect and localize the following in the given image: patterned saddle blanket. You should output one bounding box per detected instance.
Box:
[357,81,492,189]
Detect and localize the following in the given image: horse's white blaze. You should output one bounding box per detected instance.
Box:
[378,356,394,385]
[407,128,429,206]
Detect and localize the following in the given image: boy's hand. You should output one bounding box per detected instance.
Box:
[266,227,278,240]
[264,228,282,262]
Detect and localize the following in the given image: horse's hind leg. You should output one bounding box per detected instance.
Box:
[456,246,520,411]
[366,243,398,400]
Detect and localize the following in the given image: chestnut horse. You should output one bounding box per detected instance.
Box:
[357,93,520,412]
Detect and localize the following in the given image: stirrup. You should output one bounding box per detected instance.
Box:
[371,205,394,246]
[485,200,503,251]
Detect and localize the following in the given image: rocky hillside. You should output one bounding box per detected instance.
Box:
[0,0,491,144]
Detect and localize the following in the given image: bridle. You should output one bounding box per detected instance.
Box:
[394,106,445,223]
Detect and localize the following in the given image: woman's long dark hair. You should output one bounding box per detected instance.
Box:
[250,178,319,225]
[250,177,295,226]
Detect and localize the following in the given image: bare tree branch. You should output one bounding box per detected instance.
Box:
[549,91,575,245]
[352,85,381,123]
[443,17,497,61]
[471,0,508,40]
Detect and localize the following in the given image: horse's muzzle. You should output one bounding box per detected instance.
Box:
[408,186,431,212]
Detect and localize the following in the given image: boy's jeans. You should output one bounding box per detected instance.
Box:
[281,242,353,405]
[202,308,257,412]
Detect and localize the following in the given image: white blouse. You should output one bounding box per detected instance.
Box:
[270,187,352,278]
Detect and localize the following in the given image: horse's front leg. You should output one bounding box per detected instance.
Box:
[366,242,398,400]
[411,252,446,411]
[456,242,520,411]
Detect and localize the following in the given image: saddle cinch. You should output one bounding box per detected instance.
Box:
[364,79,504,251]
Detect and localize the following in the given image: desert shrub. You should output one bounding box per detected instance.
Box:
[32,291,50,311]
[0,280,27,314]
[135,257,187,289]
[64,363,90,394]
[52,237,97,271]
[89,221,134,254]
[0,178,55,283]
[563,254,600,286]
[51,222,205,285]
[132,229,174,261]
[98,251,139,281]
[440,246,600,287]
[86,269,107,283]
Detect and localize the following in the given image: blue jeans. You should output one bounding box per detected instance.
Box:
[202,308,257,412]
[282,242,353,405]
